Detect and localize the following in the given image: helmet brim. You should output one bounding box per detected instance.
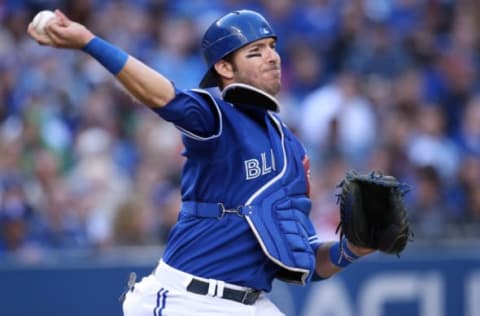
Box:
[198,68,217,88]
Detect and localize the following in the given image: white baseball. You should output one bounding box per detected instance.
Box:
[31,10,55,34]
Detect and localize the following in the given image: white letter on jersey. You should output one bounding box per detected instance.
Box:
[245,159,261,180]
[245,151,276,180]
[262,152,273,174]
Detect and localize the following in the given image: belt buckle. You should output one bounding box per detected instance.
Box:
[240,290,249,304]
[217,203,245,219]
[241,289,259,305]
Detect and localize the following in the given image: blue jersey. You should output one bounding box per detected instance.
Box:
[153,86,318,291]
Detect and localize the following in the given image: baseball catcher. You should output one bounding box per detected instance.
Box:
[335,170,412,257]
[27,8,409,316]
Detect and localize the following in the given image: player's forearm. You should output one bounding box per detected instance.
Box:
[315,242,342,278]
[117,57,175,108]
[82,36,175,108]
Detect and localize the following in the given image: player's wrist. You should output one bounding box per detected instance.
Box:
[329,237,360,268]
[81,36,129,75]
[80,31,95,48]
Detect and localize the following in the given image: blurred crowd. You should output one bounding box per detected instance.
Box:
[1,0,480,261]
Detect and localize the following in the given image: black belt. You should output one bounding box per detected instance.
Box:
[186,278,261,305]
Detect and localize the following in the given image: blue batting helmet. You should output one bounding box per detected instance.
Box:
[199,10,277,88]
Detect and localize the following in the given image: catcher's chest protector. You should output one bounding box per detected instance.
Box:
[179,87,316,284]
[243,116,316,284]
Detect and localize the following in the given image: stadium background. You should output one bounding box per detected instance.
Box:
[1,0,479,315]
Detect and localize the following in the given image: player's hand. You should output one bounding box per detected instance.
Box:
[27,9,94,49]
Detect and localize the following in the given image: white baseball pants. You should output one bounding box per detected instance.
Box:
[122,260,285,316]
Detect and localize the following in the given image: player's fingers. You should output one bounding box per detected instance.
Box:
[27,22,35,36]
[27,23,51,46]
[55,9,71,26]
[44,26,65,48]
[46,23,69,43]
[44,17,57,32]
[27,22,41,39]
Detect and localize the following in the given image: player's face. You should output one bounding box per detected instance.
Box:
[230,38,281,96]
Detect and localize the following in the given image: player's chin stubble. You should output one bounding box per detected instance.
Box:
[263,73,281,97]
[233,67,281,97]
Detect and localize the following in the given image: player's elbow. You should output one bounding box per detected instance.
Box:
[125,85,175,109]
[140,93,173,108]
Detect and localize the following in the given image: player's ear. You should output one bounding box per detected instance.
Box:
[214,59,234,81]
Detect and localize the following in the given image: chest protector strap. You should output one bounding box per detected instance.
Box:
[182,201,251,218]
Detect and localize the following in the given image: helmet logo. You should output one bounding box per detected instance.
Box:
[260,26,270,35]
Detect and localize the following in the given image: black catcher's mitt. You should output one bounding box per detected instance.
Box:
[336,170,412,255]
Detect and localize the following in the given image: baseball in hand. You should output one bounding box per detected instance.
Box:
[31,10,55,34]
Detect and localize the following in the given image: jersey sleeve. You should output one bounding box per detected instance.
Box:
[151,88,220,139]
